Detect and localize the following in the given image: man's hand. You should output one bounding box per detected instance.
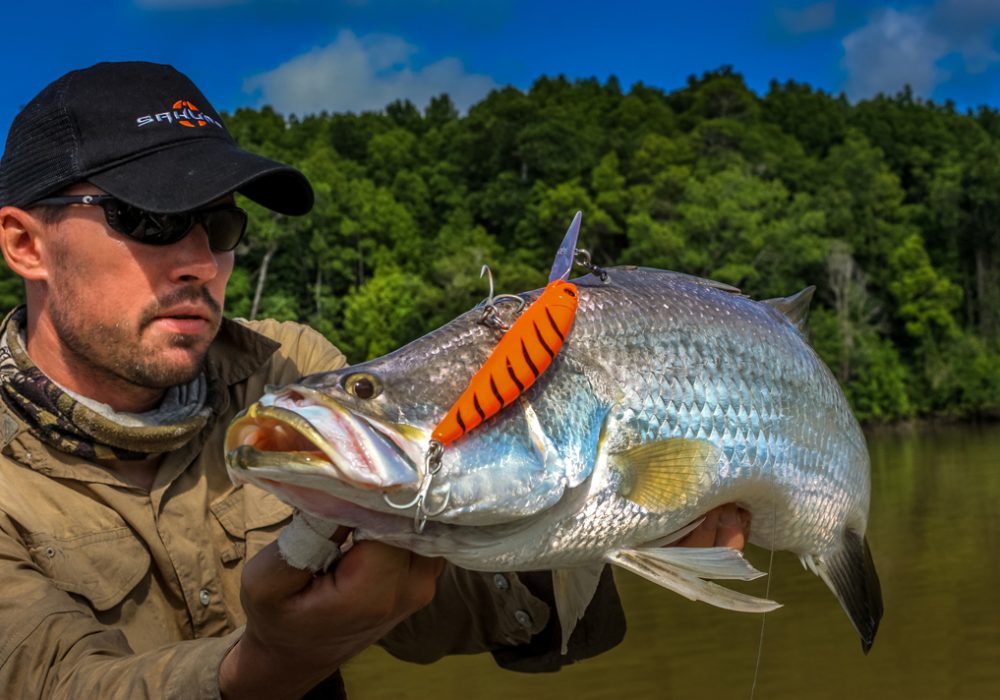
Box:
[674,503,751,550]
[219,538,443,700]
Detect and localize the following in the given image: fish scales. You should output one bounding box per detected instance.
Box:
[226,265,883,652]
[512,269,869,560]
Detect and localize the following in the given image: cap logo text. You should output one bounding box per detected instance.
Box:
[136,100,223,129]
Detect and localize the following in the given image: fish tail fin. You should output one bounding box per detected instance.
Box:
[808,529,884,654]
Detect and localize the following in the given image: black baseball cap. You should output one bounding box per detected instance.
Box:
[0,61,313,215]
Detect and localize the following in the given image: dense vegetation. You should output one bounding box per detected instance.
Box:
[5,67,1000,423]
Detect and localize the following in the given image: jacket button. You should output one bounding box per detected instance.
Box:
[492,573,509,591]
[514,610,532,628]
[199,589,211,606]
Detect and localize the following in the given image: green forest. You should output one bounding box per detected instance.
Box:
[6,67,1000,424]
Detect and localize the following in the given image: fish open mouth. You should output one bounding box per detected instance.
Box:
[229,408,329,456]
[225,386,423,492]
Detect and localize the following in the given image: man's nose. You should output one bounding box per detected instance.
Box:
[168,224,222,283]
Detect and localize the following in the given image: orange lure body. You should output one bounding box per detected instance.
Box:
[432,279,579,446]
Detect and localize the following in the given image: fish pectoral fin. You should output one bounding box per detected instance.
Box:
[606,547,781,613]
[806,529,883,654]
[551,565,606,655]
[614,438,722,512]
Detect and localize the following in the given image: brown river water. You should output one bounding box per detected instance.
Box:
[343,422,1000,699]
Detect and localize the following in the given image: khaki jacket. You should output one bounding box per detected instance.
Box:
[0,316,624,699]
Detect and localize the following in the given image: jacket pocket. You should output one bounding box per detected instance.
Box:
[210,484,294,563]
[24,527,151,611]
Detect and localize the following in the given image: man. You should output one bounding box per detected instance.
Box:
[0,62,749,698]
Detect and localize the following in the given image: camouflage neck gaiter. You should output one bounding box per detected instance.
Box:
[0,308,215,461]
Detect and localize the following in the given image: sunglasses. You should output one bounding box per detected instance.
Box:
[29,194,248,252]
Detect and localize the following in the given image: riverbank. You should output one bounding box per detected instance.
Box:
[862,410,1000,435]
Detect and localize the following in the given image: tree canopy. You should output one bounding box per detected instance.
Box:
[4,67,998,424]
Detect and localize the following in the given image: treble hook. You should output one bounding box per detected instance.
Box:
[383,440,452,533]
[478,265,526,331]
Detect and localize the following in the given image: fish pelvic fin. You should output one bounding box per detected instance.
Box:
[614,438,722,512]
[552,564,606,655]
[763,285,816,333]
[806,529,883,654]
[606,546,781,613]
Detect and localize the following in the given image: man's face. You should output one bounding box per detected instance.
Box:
[41,187,235,391]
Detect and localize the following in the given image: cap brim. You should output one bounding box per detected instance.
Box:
[88,138,313,215]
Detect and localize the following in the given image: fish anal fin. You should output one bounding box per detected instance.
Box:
[552,565,606,655]
[606,547,781,613]
[810,529,884,654]
[642,546,768,580]
[615,438,721,512]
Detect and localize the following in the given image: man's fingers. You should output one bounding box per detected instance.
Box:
[312,541,440,627]
[333,540,410,590]
[679,508,720,547]
[333,542,438,606]
[672,504,752,550]
[714,505,750,549]
[332,526,353,545]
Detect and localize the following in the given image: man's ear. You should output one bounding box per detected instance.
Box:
[0,207,49,282]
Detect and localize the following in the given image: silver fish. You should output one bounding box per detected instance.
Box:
[226,266,883,653]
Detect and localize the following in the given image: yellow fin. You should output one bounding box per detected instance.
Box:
[616,438,721,512]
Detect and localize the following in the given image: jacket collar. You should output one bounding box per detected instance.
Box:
[207,318,281,387]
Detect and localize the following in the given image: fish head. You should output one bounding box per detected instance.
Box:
[225,302,576,528]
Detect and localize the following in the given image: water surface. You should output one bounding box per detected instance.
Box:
[345,422,1000,699]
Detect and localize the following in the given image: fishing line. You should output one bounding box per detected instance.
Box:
[749,453,778,699]
[749,528,775,698]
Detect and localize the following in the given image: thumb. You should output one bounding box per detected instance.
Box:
[277,513,350,572]
[242,539,316,601]
[243,523,352,602]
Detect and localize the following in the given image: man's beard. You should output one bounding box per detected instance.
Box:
[49,285,223,390]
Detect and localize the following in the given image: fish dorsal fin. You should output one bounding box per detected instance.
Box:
[605,547,781,612]
[615,438,722,512]
[552,565,606,654]
[763,286,816,332]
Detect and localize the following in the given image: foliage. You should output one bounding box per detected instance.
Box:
[211,69,1000,423]
[4,69,989,424]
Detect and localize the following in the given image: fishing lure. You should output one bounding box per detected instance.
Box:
[431,278,579,445]
[432,210,585,445]
[385,212,585,531]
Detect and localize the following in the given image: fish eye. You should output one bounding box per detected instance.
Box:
[342,372,382,400]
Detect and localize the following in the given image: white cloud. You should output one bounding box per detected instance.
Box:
[842,9,948,99]
[841,1,1000,100]
[776,2,835,35]
[243,29,497,115]
[933,0,1000,73]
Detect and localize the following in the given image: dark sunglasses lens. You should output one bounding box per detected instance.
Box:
[99,200,246,251]
[201,208,248,251]
[131,213,192,246]
[100,200,189,246]
[102,200,148,236]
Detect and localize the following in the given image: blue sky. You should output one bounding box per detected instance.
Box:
[4,0,1000,140]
